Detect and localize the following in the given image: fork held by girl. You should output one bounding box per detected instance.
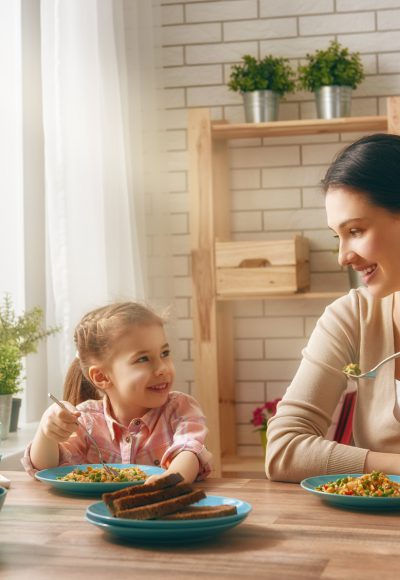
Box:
[266,133,400,483]
[24,302,212,484]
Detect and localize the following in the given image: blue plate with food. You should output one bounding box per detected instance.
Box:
[86,494,252,529]
[35,464,164,494]
[85,495,252,542]
[301,471,400,509]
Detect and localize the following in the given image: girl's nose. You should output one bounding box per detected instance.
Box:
[154,359,167,375]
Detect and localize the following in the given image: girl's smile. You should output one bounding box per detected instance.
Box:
[325,187,400,298]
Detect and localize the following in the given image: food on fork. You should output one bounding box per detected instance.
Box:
[57,465,147,483]
[343,362,361,376]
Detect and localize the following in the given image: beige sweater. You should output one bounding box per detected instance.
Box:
[266,288,399,483]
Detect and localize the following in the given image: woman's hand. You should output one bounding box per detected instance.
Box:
[40,401,81,443]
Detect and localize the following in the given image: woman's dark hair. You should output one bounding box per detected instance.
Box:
[63,301,165,406]
[322,133,400,212]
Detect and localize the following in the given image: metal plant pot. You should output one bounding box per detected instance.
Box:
[242,90,280,123]
[315,86,352,119]
[0,394,12,440]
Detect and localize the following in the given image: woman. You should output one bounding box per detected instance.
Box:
[266,133,400,482]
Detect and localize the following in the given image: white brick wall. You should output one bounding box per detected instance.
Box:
[129,0,400,457]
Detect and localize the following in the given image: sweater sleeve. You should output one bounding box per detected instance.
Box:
[266,290,368,483]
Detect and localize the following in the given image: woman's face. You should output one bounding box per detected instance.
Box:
[326,187,400,298]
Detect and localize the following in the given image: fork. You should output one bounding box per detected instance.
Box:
[48,393,119,477]
[343,352,400,379]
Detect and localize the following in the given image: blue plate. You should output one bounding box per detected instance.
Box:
[86,495,252,529]
[85,496,251,542]
[35,464,164,494]
[301,473,400,509]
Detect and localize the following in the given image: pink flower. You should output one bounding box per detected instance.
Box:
[251,398,281,430]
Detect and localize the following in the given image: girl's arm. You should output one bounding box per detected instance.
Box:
[30,402,81,471]
[145,450,200,485]
[165,450,200,483]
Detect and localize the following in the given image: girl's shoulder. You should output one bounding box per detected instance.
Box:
[166,391,203,412]
[76,398,104,414]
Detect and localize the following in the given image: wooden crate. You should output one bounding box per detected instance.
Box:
[215,236,310,298]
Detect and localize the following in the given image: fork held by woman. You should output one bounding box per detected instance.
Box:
[343,352,400,379]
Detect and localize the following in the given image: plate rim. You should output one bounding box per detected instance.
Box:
[300,473,400,503]
[86,494,252,528]
[35,463,164,491]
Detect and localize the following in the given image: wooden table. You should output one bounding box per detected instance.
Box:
[2,471,400,579]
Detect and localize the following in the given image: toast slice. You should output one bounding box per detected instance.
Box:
[161,505,237,520]
[115,488,206,520]
[102,472,183,513]
[113,483,193,512]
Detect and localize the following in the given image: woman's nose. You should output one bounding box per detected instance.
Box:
[338,247,356,267]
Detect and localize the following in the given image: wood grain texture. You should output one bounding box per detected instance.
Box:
[3,471,400,579]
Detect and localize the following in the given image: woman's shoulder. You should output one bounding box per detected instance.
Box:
[326,287,393,319]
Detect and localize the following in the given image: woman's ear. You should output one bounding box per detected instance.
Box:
[88,365,112,391]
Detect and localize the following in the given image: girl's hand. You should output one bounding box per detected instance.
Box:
[40,401,81,443]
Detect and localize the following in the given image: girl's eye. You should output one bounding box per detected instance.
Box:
[349,228,362,237]
[135,355,149,364]
[161,349,170,359]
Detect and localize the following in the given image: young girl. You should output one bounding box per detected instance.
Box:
[266,133,400,483]
[24,302,212,484]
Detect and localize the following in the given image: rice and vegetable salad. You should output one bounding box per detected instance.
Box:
[316,471,400,497]
[57,466,148,483]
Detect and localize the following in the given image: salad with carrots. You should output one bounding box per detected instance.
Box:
[316,471,400,497]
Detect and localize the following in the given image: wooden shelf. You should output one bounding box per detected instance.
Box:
[212,115,388,140]
[217,291,345,301]
[189,98,400,477]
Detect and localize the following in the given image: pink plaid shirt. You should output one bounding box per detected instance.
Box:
[23,391,212,478]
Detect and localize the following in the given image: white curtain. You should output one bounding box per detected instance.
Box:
[40,0,174,399]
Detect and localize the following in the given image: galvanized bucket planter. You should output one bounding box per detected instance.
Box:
[0,394,12,440]
[315,86,352,119]
[242,90,280,123]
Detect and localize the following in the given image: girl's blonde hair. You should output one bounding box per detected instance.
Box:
[63,302,165,406]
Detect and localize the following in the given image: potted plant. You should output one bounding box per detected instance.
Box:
[228,54,296,123]
[298,40,365,119]
[0,294,59,439]
[251,398,281,455]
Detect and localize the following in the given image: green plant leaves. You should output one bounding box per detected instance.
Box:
[0,294,60,394]
[228,54,296,96]
[298,41,365,92]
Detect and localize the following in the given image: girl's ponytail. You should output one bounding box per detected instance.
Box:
[63,358,101,406]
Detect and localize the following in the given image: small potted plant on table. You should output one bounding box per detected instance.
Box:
[0,295,59,439]
[298,40,365,119]
[228,54,296,123]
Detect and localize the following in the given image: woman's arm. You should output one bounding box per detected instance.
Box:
[266,291,367,482]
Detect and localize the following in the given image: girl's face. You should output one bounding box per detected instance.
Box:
[325,187,400,298]
[103,323,175,417]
